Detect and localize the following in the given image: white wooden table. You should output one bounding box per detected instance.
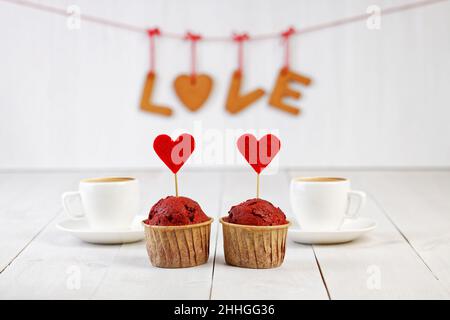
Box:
[0,169,449,299]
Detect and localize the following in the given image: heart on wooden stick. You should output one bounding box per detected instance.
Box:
[237,134,281,174]
[174,74,213,111]
[153,134,195,174]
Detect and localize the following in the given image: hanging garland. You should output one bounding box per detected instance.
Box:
[140,26,312,117]
[1,0,446,117]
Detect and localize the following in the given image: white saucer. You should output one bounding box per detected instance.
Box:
[56,216,146,244]
[288,217,377,245]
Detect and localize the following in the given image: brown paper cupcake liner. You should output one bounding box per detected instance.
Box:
[143,218,213,268]
[220,218,290,269]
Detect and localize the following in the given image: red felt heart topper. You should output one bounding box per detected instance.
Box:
[237,134,281,174]
[153,134,195,174]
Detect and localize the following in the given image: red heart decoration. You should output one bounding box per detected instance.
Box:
[237,134,281,174]
[153,134,195,174]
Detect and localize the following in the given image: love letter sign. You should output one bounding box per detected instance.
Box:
[153,134,195,174]
[237,134,281,174]
[140,28,311,116]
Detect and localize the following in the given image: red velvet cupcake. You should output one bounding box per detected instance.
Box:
[143,196,213,268]
[220,198,290,269]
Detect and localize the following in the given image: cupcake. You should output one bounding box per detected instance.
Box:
[220,198,290,269]
[143,196,213,268]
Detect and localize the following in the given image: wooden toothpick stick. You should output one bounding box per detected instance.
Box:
[174,173,179,197]
[256,173,260,199]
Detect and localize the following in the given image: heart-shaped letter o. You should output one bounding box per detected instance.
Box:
[153,134,195,174]
[174,74,213,111]
[237,134,281,174]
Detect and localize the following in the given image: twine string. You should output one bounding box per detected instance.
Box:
[185,32,202,82]
[281,27,295,70]
[233,33,250,74]
[0,0,445,40]
[147,27,160,73]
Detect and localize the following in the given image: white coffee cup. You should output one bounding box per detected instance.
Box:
[290,177,366,231]
[61,177,140,230]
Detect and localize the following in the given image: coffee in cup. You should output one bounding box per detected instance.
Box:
[290,177,366,231]
[61,177,140,230]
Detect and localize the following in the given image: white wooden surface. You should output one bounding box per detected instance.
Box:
[0,170,449,299]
